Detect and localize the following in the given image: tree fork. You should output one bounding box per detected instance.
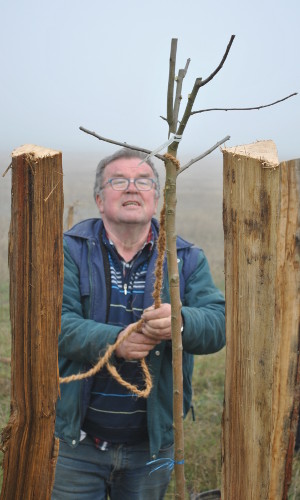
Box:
[0,144,64,500]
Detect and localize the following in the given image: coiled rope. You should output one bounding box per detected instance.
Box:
[59,154,179,397]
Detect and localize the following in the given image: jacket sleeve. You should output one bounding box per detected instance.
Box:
[59,240,122,364]
[181,249,225,355]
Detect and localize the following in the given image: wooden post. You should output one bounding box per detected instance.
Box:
[67,205,74,229]
[0,145,64,500]
[221,141,300,500]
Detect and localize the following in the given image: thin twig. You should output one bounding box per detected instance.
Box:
[44,180,62,202]
[168,36,234,157]
[2,162,12,177]
[178,135,231,175]
[172,77,203,150]
[167,39,178,134]
[79,127,165,161]
[190,92,298,115]
[173,58,191,131]
[199,35,235,89]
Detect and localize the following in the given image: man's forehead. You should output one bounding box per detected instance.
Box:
[105,158,153,176]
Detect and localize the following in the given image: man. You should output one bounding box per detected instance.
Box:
[52,148,225,499]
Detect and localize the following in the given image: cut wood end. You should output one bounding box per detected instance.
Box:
[12,144,61,159]
[222,140,279,167]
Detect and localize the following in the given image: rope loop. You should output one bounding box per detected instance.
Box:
[164,153,181,171]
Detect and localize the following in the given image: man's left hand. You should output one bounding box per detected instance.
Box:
[141,304,181,341]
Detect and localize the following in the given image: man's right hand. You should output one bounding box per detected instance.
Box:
[115,324,159,360]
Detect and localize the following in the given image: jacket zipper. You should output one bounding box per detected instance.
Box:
[87,240,93,318]
[122,261,129,296]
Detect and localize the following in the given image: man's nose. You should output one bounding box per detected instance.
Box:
[126,179,138,191]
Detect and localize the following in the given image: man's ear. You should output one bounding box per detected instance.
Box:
[96,193,104,214]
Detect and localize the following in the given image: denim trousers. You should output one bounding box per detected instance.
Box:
[51,435,174,500]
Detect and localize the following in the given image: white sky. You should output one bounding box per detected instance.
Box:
[1,0,299,162]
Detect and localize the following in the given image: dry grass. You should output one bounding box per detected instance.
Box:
[0,280,11,483]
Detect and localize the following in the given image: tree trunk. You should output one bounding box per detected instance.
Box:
[221,141,300,500]
[164,150,185,499]
[0,144,64,500]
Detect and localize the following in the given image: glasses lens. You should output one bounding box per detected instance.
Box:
[109,178,155,191]
[110,178,128,190]
[135,178,154,190]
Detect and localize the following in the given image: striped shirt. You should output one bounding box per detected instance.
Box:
[82,228,154,444]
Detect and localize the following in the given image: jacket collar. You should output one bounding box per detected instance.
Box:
[64,217,193,250]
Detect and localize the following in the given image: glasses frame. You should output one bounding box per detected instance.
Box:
[101,177,157,192]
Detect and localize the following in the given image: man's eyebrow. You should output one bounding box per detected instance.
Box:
[111,172,151,177]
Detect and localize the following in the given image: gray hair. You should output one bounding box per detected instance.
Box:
[93,148,160,201]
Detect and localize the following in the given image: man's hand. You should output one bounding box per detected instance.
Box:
[115,323,159,360]
[141,303,180,341]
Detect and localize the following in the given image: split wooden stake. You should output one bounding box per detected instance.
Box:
[0,144,64,500]
[222,141,300,500]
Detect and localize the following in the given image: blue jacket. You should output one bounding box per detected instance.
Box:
[55,218,225,459]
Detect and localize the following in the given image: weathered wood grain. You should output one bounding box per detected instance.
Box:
[0,145,63,500]
[221,142,300,500]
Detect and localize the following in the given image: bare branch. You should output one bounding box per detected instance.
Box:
[178,135,231,175]
[2,161,12,177]
[160,115,168,122]
[190,92,298,115]
[199,35,235,89]
[173,58,191,131]
[167,39,178,134]
[44,180,62,202]
[79,126,166,161]
[174,77,203,144]
[183,58,190,73]
[165,36,234,157]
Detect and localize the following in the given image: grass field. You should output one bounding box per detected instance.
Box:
[1,279,300,498]
[0,281,10,422]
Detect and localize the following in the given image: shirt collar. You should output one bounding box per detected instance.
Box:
[102,225,154,263]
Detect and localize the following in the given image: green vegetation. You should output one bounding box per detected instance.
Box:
[0,280,10,418]
[0,281,10,490]
[1,279,300,497]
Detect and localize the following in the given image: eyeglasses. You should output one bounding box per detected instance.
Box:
[101,177,157,191]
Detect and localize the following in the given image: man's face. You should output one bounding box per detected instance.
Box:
[96,157,159,228]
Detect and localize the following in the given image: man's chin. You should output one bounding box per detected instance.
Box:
[123,218,146,225]
[120,215,151,226]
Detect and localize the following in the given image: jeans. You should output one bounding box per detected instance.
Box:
[52,435,174,499]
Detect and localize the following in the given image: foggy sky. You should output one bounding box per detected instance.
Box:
[1,0,299,163]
